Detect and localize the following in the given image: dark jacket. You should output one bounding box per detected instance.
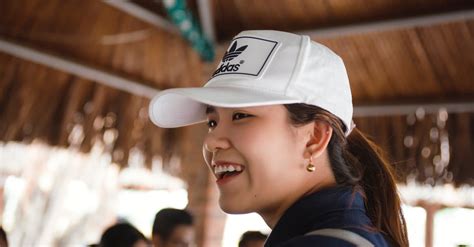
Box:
[265,186,391,246]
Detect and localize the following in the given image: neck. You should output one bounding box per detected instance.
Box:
[258,196,297,229]
[260,156,337,229]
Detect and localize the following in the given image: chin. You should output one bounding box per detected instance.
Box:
[218,196,252,214]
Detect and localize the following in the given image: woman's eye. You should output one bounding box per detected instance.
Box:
[232,113,251,120]
[207,120,217,128]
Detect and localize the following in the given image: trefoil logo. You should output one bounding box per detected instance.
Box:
[213,41,248,76]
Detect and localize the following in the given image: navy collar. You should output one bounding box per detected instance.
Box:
[265,186,369,246]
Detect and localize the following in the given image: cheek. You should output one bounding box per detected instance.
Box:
[202,146,212,166]
[231,125,269,160]
[238,124,302,174]
[202,147,215,176]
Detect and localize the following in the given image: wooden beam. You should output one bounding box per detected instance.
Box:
[354,101,474,117]
[299,9,474,39]
[197,0,216,44]
[2,39,472,117]
[103,0,179,34]
[215,9,474,47]
[0,38,159,99]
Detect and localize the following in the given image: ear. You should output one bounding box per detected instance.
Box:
[304,121,332,159]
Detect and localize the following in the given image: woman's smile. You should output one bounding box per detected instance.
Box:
[212,160,245,185]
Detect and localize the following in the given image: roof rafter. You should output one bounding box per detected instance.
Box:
[0,37,159,98]
[354,101,474,117]
[298,9,474,38]
[103,0,179,34]
[197,0,216,44]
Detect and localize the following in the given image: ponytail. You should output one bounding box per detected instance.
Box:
[285,103,409,247]
[345,129,408,247]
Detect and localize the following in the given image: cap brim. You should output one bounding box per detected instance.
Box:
[149,86,300,128]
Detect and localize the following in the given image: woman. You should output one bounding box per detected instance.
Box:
[149,30,408,246]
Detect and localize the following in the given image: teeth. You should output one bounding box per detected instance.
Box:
[213,164,243,175]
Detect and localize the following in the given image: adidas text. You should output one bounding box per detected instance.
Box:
[213,62,241,76]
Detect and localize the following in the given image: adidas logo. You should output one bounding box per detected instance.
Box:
[213,41,248,76]
[222,41,248,62]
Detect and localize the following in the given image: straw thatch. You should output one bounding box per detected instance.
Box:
[1,0,473,183]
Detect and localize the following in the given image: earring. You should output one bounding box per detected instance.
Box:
[306,156,315,172]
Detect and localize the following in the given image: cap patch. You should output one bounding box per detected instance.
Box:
[212,36,278,78]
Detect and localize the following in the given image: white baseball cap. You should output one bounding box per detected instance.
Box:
[149,30,354,135]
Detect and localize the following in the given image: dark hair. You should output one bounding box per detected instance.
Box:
[152,208,194,240]
[239,231,267,247]
[284,103,408,247]
[0,226,8,247]
[99,222,148,247]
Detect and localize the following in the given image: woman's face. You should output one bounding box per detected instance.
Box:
[203,105,314,216]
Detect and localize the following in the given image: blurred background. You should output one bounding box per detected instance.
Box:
[0,0,473,246]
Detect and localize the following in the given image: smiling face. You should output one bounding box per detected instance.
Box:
[203,105,318,219]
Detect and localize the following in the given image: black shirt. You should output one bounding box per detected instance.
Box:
[265,186,390,246]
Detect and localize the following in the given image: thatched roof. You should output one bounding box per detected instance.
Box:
[1,0,473,186]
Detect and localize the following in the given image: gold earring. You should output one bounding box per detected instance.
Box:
[306,156,315,172]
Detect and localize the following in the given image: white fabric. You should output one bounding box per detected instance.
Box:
[149,30,353,135]
[305,228,374,247]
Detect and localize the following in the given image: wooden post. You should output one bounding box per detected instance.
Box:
[421,202,441,247]
[179,124,226,247]
[0,186,4,222]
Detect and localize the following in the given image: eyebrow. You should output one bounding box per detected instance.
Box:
[205,105,215,114]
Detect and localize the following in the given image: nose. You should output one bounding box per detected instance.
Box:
[203,128,232,154]
[203,130,231,166]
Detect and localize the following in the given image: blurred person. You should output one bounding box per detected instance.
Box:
[238,231,267,247]
[0,226,8,247]
[152,208,195,247]
[99,222,149,247]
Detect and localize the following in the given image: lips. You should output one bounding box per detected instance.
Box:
[212,161,245,182]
